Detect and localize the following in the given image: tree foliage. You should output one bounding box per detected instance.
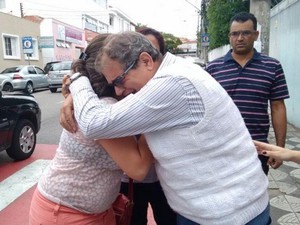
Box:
[206,0,249,50]
[161,33,182,54]
[135,23,143,30]
[135,25,182,54]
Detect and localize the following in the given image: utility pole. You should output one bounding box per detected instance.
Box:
[20,3,24,18]
[184,0,201,57]
[200,0,209,64]
[250,0,271,55]
[196,11,201,57]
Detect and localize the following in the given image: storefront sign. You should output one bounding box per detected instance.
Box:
[39,36,54,48]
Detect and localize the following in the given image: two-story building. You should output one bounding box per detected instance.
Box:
[0,0,136,71]
[0,12,42,70]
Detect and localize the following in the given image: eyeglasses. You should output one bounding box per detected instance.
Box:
[111,61,136,87]
[229,30,256,38]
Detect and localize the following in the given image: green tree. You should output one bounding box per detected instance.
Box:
[135,23,144,30]
[134,26,182,54]
[162,33,182,54]
[206,0,249,50]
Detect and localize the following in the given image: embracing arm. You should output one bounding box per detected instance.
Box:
[68,75,200,139]
[60,75,78,132]
[60,94,78,132]
[96,135,154,181]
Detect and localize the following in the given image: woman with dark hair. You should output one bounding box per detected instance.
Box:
[29,34,153,225]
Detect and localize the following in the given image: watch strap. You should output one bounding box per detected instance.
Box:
[69,72,82,84]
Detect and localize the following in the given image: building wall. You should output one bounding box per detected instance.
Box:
[0,12,43,71]
[270,0,300,127]
[0,0,135,69]
[108,7,136,34]
[0,0,110,32]
[39,18,86,65]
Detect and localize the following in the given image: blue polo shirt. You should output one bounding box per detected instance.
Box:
[206,49,289,142]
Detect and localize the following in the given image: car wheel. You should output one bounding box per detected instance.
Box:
[3,83,13,92]
[6,119,36,161]
[50,88,57,93]
[24,82,34,94]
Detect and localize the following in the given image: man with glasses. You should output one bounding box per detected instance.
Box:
[110,61,136,87]
[61,31,271,225]
[206,12,289,175]
[117,27,177,225]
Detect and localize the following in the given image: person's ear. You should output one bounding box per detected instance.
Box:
[139,52,154,70]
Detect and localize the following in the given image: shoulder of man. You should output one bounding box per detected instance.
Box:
[206,49,231,67]
[205,56,226,72]
[256,51,281,64]
[257,56,284,71]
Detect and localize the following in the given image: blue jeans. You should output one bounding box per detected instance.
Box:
[177,204,271,225]
[177,215,199,225]
[246,204,271,225]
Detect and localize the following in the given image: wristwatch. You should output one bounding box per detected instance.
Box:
[69,72,82,84]
[64,73,82,95]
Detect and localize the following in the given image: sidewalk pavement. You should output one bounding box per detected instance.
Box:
[147,123,300,225]
[268,122,300,225]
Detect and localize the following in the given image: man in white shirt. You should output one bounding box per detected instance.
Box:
[61,31,271,225]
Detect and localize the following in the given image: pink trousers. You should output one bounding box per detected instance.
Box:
[29,188,116,225]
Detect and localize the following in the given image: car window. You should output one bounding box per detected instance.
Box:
[22,67,29,75]
[50,62,72,71]
[1,67,21,73]
[51,63,62,71]
[35,67,45,74]
[44,61,61,73]
[28,66,37,74]
[62,62,72,70]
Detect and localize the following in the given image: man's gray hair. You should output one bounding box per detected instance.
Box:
[95,31,161,71]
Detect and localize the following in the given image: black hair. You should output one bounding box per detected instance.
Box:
[71,34,115,98]
[136,27,166,55]
[230,12,257,30]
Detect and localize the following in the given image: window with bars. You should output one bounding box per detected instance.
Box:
[4,36,12,55]
[2,34,20,59]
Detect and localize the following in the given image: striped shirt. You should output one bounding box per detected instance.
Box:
[206,49,289,141]
[70,53,205,139]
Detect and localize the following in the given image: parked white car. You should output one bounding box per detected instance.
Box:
[0,74,14,92]
[184,56,206,68]
[46,61,72,93]
[0,65,49,94]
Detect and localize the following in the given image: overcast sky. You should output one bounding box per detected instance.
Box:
[108,0,201,39]
[20,0,201,40]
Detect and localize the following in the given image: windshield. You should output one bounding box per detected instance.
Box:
[50,62,72,71]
